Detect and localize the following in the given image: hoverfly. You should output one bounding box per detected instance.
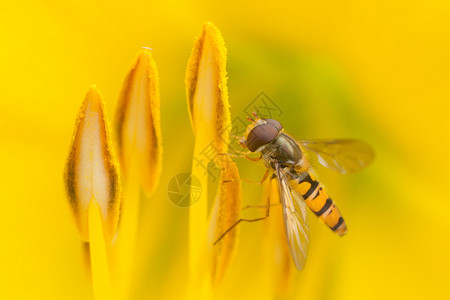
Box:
[214,112,374,270]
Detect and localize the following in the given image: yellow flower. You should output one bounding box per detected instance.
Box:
[4,3,450,299]
[185,22,242,296]
[114,48,163,299]
[64,86,120,300]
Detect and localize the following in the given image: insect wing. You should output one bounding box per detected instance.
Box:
[276,165,310,270]
[297,139,375,174]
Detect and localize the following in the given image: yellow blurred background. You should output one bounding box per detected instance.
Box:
[1,0,449,299]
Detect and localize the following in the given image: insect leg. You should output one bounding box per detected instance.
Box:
[294,157,310,173]
[241,169,269,185]
[241,203,280,210]
[213,190,271,245]
[230,134,243,140]
[229,149,252,155]
[223,169,269,186]
[218,152,261,162]
[241,176,279,210]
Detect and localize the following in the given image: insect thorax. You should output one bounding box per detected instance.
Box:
[260,132,303,170]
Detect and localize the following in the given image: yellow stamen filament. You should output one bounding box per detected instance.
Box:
[114,162,140,300]
[88,200,114,300]
[64,86,120,300]
[186,22,235,296]
[114,48,162,299]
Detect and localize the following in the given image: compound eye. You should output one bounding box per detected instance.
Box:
[264,118,283,131]
[246,124,279,152]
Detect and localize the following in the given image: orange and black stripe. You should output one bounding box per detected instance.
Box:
[289,172,347,236]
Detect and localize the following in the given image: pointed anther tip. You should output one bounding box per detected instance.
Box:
[139,47,153,58]
[136,49,154,67]
[202,21,215,29]
[85,85,103,111]
[202,21,220,35]
[88,84,99,93]
[86,85,101,98]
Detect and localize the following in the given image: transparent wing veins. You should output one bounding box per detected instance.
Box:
[297,138,375,174]
[275,164,310,270]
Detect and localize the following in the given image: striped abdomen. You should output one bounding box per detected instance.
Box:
[289,172,347,236]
